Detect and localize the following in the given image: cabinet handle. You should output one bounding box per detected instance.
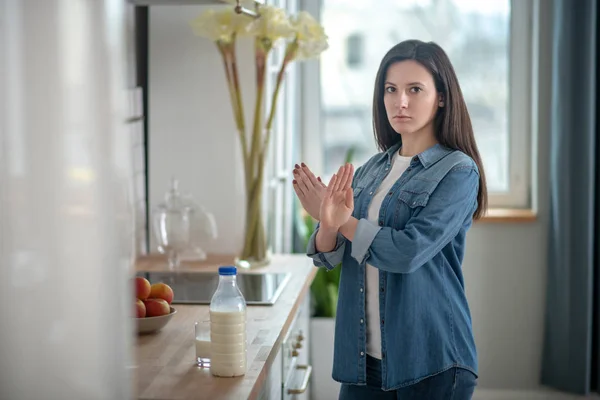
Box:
[287,364,312,395]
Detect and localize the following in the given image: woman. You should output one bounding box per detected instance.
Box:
[293,40,487,399]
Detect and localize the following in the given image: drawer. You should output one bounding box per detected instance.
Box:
[282,294,311,400]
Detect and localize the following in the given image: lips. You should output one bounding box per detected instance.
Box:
[393,115,411,120]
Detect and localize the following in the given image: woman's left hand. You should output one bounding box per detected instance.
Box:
[320,163,354,232]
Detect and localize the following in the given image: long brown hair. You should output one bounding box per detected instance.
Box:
[372,39,488,219]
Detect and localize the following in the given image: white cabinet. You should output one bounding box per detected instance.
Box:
[258,292,312,400]
[259,350,283,400]
[282,293,311,400]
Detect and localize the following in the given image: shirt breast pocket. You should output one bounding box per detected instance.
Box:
[352,186,364,218]
[393,189,431,229]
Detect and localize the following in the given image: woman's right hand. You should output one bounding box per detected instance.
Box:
[292,163,327,220]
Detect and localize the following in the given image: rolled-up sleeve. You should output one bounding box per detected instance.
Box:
[306,222,346,270]
[349,166,479,273]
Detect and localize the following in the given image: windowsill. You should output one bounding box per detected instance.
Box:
[477,208,537,223]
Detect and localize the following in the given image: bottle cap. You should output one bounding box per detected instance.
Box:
[218,266,237,276]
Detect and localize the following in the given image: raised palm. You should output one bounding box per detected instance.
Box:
[292,163,327,220]
[320,163,354,231]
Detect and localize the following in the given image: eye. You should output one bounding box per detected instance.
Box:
[410,87,423,93]
[385,86,395,93]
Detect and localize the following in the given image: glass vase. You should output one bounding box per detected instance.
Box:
[234,144,272,269]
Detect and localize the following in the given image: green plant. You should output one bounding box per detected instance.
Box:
[296,148,354,318]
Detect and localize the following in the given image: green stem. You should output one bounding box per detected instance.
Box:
[260,61,287,162]
[217,42,249,183]
[249,46,267,182]
[262,40,297,160]
[242,161,265,257]
[230,39,248,159]
[217,44,241,130]
[240,173,266,260]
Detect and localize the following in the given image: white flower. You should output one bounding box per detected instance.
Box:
[290,11,328,60]
[245,5,295,47]
[190,8,252,43]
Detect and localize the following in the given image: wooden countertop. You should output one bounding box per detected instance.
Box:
[134,253,317,400]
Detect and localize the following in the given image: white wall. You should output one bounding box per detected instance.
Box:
[463,1,552,389]
[149,5,256,255]
[148,0,554,392]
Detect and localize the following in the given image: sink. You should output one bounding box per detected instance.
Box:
[137,271,291,306]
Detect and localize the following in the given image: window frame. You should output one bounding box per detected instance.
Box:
[264,0,299,253]
[299,0,538,210]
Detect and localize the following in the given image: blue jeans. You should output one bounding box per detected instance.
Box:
[339,355,477,400]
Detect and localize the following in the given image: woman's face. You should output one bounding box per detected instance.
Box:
[383,60,441,136]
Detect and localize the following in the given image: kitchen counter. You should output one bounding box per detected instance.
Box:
[134,253,317,400]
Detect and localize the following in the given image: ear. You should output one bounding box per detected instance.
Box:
[438,93,444,108]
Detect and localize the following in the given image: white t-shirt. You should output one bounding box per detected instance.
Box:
[365,151,412,359]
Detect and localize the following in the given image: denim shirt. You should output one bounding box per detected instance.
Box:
[307,143,479,390]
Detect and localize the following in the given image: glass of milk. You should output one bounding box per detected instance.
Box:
[194,321,211,368]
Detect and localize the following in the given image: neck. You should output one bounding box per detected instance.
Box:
[398,125,438,157]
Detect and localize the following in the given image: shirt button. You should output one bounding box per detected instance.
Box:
[387,192,392,196]
[360,318,364,324]
[412,201,417,206]
[369,191,373,195]
[360,287,364,293]
[381,319,385,325]
[380,287,385,292]
[360,352,365,356]
[379,221,383,226]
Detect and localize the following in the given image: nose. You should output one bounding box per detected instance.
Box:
[395,92,409,109]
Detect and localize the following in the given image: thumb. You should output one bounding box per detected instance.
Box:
[344,187,354,208]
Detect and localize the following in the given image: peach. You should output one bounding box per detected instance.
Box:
[135,299,146,318]
[143,298,170,317]
[135,276,151,300]
[149,282,174,304]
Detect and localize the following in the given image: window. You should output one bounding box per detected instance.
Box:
[346,33,364,68]
[300,0,535,209]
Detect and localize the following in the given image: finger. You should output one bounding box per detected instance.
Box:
[302,163,321,188]
[292,169,306,195]
[317,176,327,188]
[344,187,354,208]
[326,174,337,199]
[333,165,345,192]
[339,164,352,189]
[296,177,315,196]
[347,164,355,188]
[292,179,305,197]
[296,167,314,190]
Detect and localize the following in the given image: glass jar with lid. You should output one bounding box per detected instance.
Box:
[152,178,192,270]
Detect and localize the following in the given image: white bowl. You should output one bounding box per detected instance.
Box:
[136,307,177,335]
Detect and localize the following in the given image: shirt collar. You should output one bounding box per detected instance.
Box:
[385,142,453,169]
